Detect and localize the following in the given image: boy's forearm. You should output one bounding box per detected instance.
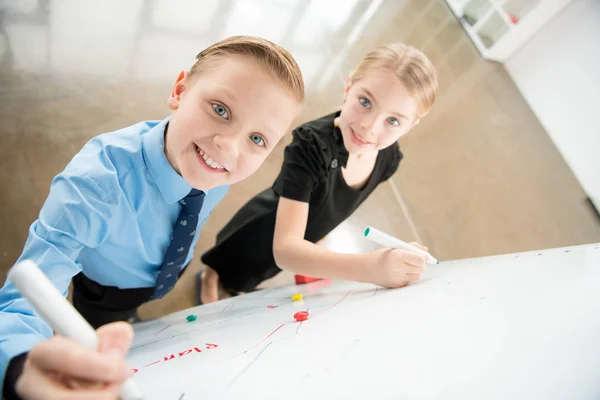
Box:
[273,238,372,282]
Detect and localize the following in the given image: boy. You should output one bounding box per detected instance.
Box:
[0,36,304,399]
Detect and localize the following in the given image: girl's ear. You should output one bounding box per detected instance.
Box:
[344,74,353,100]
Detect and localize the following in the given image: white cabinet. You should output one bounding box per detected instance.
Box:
[505,0,600,211]
[445,0,575,62]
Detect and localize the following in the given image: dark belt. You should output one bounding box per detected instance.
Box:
[72,264,189,329]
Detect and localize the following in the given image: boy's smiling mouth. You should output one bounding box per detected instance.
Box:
[194,144,228,172]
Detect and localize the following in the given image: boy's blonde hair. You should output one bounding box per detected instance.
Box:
[350,43,438,117]
[190,36,305,104]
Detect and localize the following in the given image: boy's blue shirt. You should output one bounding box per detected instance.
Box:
[0,118,229,384]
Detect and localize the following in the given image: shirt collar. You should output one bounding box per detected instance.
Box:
[142,117,192,204]
[332,111,349,168]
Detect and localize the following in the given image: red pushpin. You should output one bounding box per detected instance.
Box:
[294,311,309,322]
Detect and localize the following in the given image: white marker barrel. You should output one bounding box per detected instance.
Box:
[9,260,98,349]
[9,260,143,399]
[364,226,439,264]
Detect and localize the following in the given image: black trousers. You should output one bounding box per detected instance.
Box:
[71,273,154,329]
[71,266,188,329]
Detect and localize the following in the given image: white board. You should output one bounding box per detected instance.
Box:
[127,243,600,400]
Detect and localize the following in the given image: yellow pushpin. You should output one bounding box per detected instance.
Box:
[291,293,303,301]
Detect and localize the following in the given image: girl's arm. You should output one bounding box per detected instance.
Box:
[272,197,427,286]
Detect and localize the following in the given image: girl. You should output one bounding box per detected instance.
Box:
[198,43,438,304]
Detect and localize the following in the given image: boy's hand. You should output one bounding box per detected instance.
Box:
[369,246,427,288]
[409,241,428,253]
[16,322,134,400]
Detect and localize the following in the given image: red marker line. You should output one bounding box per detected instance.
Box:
[313,290,352,316]
[221,303,234,313]
[142,360,160,368]
[242,323,287,354]
[153,323,171,336]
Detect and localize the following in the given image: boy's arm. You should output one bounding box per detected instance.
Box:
[0,169,114,391]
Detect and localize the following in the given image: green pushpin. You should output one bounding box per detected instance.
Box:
[186,314,197,322]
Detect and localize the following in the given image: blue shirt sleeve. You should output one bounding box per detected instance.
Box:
[0,168,115,385]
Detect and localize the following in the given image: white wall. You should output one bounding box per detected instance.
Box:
[505,0,600,210]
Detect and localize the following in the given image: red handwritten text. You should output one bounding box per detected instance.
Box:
[132,343,219,374]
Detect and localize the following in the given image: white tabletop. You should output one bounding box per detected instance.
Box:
[128,242,600,400]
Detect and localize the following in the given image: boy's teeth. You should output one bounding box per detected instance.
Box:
[197,148,224,169]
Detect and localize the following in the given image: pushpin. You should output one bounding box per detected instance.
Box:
[186,314,197,322]
[294,311,309,322]
[291,293,303,301]
[294,274,322,284]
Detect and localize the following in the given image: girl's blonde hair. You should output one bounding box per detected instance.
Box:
[350,43,438,117]
[190,36,305,104]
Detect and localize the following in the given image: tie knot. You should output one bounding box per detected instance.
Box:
[179,189,205,216]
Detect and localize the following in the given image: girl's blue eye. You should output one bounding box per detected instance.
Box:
[359,97,371,108]
[388,117,400,126]
[250,133,266,147]
[212,103,229,119]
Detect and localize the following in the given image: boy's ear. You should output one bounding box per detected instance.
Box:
[167,70,189,111]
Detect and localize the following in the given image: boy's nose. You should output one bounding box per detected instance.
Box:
[213,133,240,159]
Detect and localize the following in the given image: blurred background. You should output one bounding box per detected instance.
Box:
[0,0,598,318]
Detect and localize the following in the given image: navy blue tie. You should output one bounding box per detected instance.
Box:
[152,189,205,299]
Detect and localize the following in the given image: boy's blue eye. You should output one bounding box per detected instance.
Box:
[250,133,266,147]
[388,117,400,126]
[212,103,229,119]
[359,97,371,108]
